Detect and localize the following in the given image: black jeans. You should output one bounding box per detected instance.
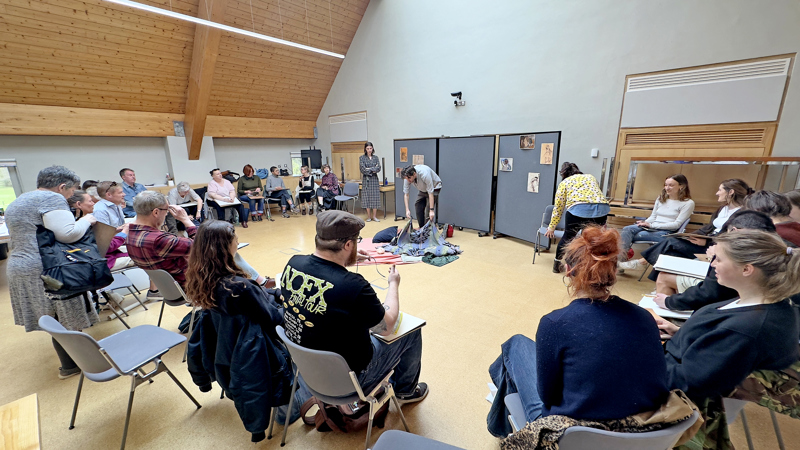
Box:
[208,200,247,223]
[642,236,710,281]
[414,189,441,228]
[53,337,77,370]
[555,211,608,263]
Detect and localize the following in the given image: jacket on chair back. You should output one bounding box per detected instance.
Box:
[187,278,292,442]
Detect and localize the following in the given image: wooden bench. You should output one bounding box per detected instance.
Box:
[607,204,712,233]
[0,393,41,450]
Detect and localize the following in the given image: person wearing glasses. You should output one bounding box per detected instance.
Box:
[92,180,126,227]
[127,192,273,301]
[279,210,429,405]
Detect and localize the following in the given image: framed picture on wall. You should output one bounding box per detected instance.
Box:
[520,135,536,149]
[500,158,513,172]
[540,143,554,164]
[413,154,424,165]
[527,173,540,193]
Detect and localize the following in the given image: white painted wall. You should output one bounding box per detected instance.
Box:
[315,0,800,180]
[213,138,316,174]
[0,136,169,191]
[165,136,218,185]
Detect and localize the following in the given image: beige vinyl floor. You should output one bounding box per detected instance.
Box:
[0,212,797,449]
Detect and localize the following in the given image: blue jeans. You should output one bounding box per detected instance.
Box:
[487,334,543,437]
[269,190,293,208]
[620,225,669,252]
[238,195,264,215]
[358,329,423,396]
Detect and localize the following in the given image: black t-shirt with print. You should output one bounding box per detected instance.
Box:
[280,254,386,373]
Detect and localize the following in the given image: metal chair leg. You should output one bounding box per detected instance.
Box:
[101,291,130,329]
[637,262,650,282]
[281,367,300,447]
[267,407,277,439]
[127,287,147,310]
[120,376,137,450]
[740,409,755,450]
[364,401,375,450]
[770,409,785,450]
[390,394,410,432]
[162,364,202,409]
[69,373,85,429]
[157,301,166,327]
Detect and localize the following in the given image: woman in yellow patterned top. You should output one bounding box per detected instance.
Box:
[544,162,609,273]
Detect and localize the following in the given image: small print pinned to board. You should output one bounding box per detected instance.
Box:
[413,154,424,165]
[396,167,402,178]
[540,143,553,165]
[527,173,540,193]
[520,134,535,149]
[500,158,513,172]
[400,147,408,162]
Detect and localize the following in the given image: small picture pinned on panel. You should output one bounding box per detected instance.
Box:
[413,154,424,165]
[527,173,540,193]
[400,147,408,162]
[500,158,513,172]
[520,134,536,149]
[395,167,402,178]
[540,143,554,165]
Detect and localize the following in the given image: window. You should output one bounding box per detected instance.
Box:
[0,160,21,210]
[290,151,303,176]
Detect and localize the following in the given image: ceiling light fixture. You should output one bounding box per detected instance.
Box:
[102,0,345,59]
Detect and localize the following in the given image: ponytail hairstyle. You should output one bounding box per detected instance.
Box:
[784,189,800,210]
[185,220,249,310]
[659,174,691,203]
[720,178,753,207]
[559,162,582,179]
[563,225,620,300]
[713,230,800,303]
[743,190,792,219]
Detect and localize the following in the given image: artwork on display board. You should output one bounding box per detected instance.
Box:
[413,154,424,165]
[527,173,540,193]
[500,158,513,172]
[400,147,408,162]
[396,167,402,178]
[520,135,536,149]
[540,143,554,165]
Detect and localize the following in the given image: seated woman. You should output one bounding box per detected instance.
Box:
[168,181,202,223]
[237,164,265,222]
[657,229,800,403]
[207,168,248,228]
[67,190,132,271]
[487,226,669,437]
[787,189,800,223]
[625,178,751,278]
[618,174,694,270]
[297,165,316,215]
[743,190,800,246]
[316,164,340,211]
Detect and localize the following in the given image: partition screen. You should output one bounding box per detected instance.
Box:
[494,132,561,242]
[393,139,437,221]
[438,136,495,233]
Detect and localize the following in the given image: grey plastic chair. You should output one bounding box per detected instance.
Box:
[505,393,699,449]
[143,269,197,362]
[724,397,791,450]
[533,205,566,264]
[37,315,201,450]
[271,326,409,450]
[102,272,148,315]
[631,216,692,281]
[265,196,282,221]
[371,430,466,449]
[334,182,360,213]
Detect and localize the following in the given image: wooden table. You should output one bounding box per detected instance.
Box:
[0,394,41,450]
[379,184,395,219]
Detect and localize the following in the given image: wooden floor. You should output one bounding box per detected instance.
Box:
[0,212,797,449]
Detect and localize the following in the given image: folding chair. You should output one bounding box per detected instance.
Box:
[532,205,565,264]
[632,217,691,281]
[142,269,197,362]
[101,272,148,317]
[38,316,201,450]
[372,430,466,449]
[505,393,699,449]
[265,196,282,221]
[335,182,360,213]
[271,326,410,450]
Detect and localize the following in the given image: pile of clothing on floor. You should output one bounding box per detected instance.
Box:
[380,220,462,266]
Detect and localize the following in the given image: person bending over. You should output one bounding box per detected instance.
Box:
[168,181,202,225]
[402,164,442,228]
[487,226,669,437]
[280,211,428,405]
[265,166,297,218]
[656,230,800,404]
[618,174,694,271]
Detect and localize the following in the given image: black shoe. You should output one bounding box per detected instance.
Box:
[59,366,81,380]
[397,383,429,405]
[282,211,290,218]
[552,260,563,273]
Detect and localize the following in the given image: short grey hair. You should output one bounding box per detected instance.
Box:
[177,181,191,192]
[133,191,167,216]
[37,165,80,190]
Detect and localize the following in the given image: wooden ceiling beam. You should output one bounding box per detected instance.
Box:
[184,0,229,160]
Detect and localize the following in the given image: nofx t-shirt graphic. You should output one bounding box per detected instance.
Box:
[280,255,386,372]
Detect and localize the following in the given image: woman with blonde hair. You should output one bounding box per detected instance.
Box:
[657,229,800,402]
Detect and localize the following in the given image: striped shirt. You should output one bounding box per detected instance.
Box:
[127,223,197,287]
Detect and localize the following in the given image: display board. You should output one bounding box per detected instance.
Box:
[393,139,438,221]
[438,136,495,233]
[494,132,561,242]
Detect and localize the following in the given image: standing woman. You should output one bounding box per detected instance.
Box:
[360,142,382,222]
[316,164,340,212]
[544,162,610,273]
[297,165,316,215]
[67,190,95,220]
[6,166,98,379]
[237,164,265,222]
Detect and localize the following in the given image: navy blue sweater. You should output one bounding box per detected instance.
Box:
[536,296,670,420]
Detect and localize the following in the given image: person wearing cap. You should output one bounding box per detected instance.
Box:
[279,210,428,404]
[402,164,442,228]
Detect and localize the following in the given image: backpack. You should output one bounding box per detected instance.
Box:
[36,226,113,296]
[299,396,390,433]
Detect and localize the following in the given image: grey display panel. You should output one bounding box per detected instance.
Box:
[393,139,438,221]
[494,132,561,242]
[438,136,495,232]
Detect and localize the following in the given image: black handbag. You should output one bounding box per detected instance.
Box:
[36,226,113,296]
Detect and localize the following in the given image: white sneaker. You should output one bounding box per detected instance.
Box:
[618,259,646,270]
[373,218,380,223]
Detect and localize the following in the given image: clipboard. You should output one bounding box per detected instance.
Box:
[372,311,426,344]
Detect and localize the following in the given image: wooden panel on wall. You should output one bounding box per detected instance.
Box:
[205,116,315,138]
[611,122,777,207]
[332,141,365,182]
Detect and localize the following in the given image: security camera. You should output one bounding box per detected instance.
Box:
[451,91,465,107]
[450,92,462,100]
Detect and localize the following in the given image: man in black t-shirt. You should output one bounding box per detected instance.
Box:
[280,210,428,403]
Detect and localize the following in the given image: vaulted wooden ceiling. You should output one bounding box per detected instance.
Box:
[0,0,369,141]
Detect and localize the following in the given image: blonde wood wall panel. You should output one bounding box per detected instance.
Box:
[205,116,315,138]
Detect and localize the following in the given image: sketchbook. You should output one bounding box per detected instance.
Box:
[213,198,241,207]
[653,255,710,279]
[373,311,426,344]
[639,295,692,320]
[664,232,713,241]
